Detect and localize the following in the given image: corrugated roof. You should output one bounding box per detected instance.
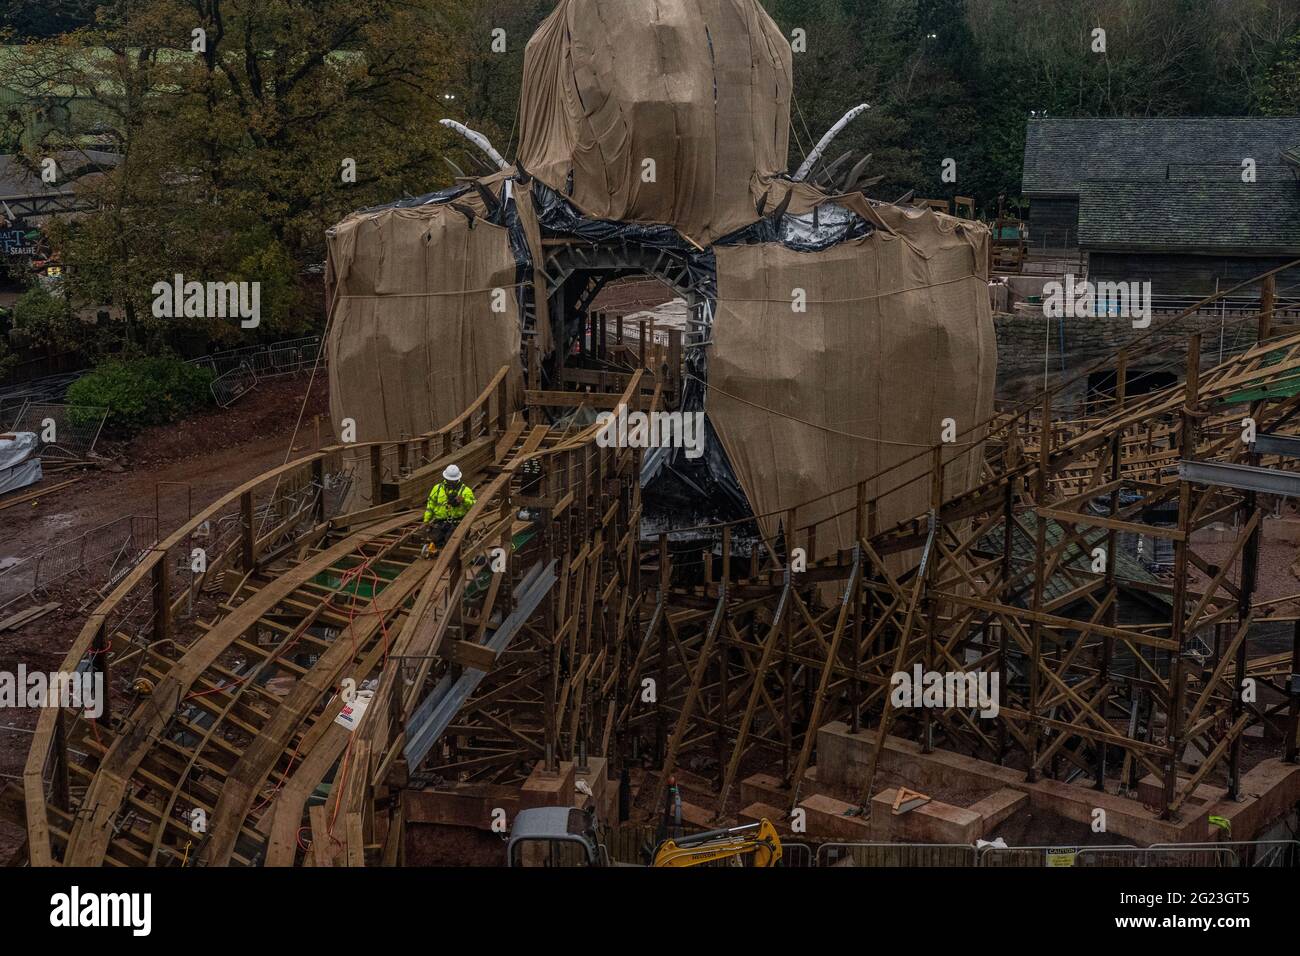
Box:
[1022,117,1300,195]
[977,514,1168,608]
[1077,178,1300,253]
[0,151,120,200]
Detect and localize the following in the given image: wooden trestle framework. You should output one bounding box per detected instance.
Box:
[12,268,1300,866]
[635,269,1300,826]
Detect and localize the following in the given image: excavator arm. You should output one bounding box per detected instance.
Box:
[651,819,783,867]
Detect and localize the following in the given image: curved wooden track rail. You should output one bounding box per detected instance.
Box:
[22,358,663,866]
[625,275,1300,825]
[19,264,1300,864]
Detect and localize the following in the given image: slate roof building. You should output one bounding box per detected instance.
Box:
[1022,117,1300,296]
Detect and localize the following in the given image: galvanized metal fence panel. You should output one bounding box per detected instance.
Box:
[780,841,814,867]
[0,398,29,431]
[598,823,657,866]
[193,336,321,379]
[198,336,322,408]
[211,365,257,408]
[1,514,160,606]
[1237,840,1300,867]
[10,402,107,459]
[30,515,158,591]
[979,845,1105,867]
[187,355,218,378]
[818,842,979,867]
[1151,841,1297,868]
[491,833,1300,868]
[1072,846,1232,867]
[1145,846,1239,867]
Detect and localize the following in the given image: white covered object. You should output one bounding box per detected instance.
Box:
[0,432,43,496]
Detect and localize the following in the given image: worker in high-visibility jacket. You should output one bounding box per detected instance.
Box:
[422,464,476,550]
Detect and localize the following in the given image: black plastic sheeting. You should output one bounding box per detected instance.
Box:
[498,181,541,340]
[531,180,700,252]
[721,200,873,252]
[529,181,745,513]
[529,178,872,253]
[345,172,874,526]
[354,183,472,212]
[528,178,875,521]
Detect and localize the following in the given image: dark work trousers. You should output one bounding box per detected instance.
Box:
[427,520,457,548]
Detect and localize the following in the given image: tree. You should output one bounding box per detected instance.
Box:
[1259,28,1300,114]
[0,0,98,39]
[12,0,464,352]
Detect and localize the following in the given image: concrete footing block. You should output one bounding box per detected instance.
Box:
[738,802,786,829]
[969,788,1028,837]
[869,788,982,843]
[798,793,872,840]
[521,760,576,809]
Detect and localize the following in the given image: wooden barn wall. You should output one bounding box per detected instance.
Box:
[1087,252,1300,297]
[1027,196,1079,250]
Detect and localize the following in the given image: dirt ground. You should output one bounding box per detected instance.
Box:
[2,304,1295,863]
[1,373,330,557]
[0,285,673,861]
[1191,535,1300,611]
[0,372,330,860]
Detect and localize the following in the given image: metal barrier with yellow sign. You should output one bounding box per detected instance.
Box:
[818,842,979,867]
[979,845,1098,867]
[584,834,1297,868]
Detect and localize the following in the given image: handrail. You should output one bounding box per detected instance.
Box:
[670,266,1300,546]
[334,367,656,863]
[23,365,515,865]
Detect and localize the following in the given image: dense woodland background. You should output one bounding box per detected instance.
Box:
[1,0,1298,361]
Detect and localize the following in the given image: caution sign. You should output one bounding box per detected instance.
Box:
[1045,847,1078,867]
[334,690,373,732]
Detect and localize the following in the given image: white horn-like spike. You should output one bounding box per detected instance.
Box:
[793,103,871,183]
[439,118,509,170]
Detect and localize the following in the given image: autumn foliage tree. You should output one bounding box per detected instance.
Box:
[4,0,1300,360]
[10,0,464,352]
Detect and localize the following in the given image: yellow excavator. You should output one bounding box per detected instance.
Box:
[505,807,783,867]
[651,818,783,867]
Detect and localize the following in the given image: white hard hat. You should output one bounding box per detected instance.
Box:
[443,464,462,482]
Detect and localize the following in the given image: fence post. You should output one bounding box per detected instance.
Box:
[153,558,170,644]
[91,619,111,726]
[240,491,255,570]
[52,710,70,811]
[369,445,384,505]
[1259,273,1276,342]
[312,458,326,524]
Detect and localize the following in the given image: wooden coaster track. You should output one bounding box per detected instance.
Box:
[15,266,1300,865]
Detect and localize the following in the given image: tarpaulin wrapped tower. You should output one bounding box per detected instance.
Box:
[326,0,997,563]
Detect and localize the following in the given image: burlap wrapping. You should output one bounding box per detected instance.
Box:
[325,193,524,444]
[517,0,792,247]
[709,203,997,565]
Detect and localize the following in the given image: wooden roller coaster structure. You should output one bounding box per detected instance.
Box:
[12,265,1300,866]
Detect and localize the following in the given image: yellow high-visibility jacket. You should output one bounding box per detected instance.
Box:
[424,481,476,523]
